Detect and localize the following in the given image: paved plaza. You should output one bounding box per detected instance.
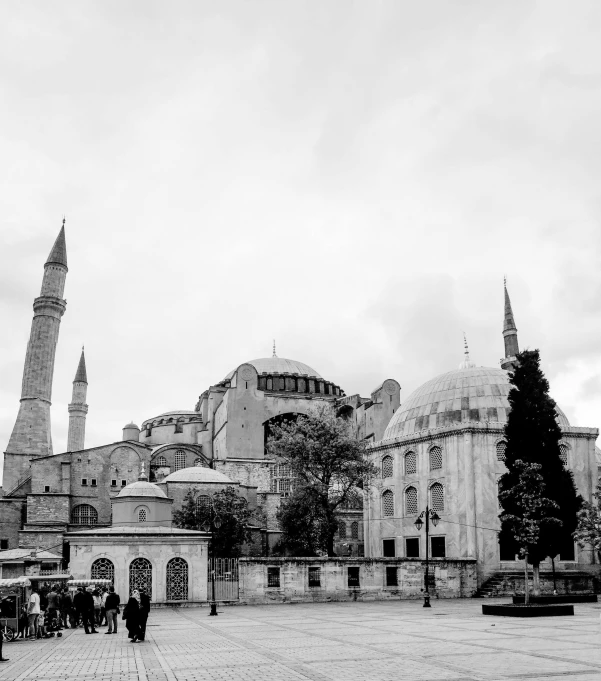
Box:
[0,599,600,681]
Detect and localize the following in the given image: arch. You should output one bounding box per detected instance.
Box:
[129,557,152,599]
[350,521,359,539]
[91,557,114,582]
[166,557,189,601]
[496,440,507,462]
[336,404,354,420]
[559,442,569,466]
[404,451,417,475]
[263,412,305,453]
[72,504,98,525]
[173,450,186,471]
[381,455,393,478]
[155,455,168,467]
[405,486,418,516]
[429,445,443,471]
[430,482,445,512]
[382,489,394,517]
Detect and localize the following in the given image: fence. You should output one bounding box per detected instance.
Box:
[208,558,239,602]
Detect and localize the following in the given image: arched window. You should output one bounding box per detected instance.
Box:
[129,557,152,599]
[382,490,394,517]
[429,446,443,470]
[351,521,359,539]
[166,557,188,601]
[381,456,393,478]
[405,451,417,475]
[91,558,114,582]
[338,521,347,539]
[196,495,210,516]
[155,456,167,467]
[559,443,568,465]
[430,483,445,512]
[138,508,147,522]
[174,450,186,471]
[496,441,507,462]
[72,504,98,525]
[405,487,418,515]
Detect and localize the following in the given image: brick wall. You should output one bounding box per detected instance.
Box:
[26,494,70,524]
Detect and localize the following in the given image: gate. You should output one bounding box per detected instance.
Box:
[208,557,239,602]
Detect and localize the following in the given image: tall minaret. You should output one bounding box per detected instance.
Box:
[67,347,88,452]
[3,222,68,493]
[501,278,519,372]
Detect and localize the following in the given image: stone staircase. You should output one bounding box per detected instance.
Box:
[475,570,597,598]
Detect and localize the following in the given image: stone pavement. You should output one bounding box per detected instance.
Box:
[0,599,600,681]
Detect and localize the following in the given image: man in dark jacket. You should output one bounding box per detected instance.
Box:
[104,586,120,634]
[60,588,73,629]
[83,588,98,634]
[138,589,150,641]
[72,587,85,628]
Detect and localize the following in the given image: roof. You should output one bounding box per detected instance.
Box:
[0,549,62,562]
[74,348,87,383]
[116,480,167,499]
[224,357,322,381]
[383,365,570,440]
[45,224,68,268]
[161,467,235,484]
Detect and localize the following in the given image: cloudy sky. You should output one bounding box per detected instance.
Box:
[2,1,601,465]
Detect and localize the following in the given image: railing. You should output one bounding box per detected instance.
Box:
[39,569,70,576]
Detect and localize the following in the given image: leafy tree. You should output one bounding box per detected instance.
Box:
[573,480,601,562]
[267,406,375,556]
[499,460,561,603]
[172,486,254,557]
[499,349,582,591]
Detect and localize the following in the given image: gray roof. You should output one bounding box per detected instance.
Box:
[117,480,167,499]
[224,357,322,381]
[0,549,62,562]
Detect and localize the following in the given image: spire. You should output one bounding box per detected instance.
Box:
[45,220,68,269]
[138,462,148,481]
[458,332,476,369]
[272,339,277,357]
[501,278,519,370]
[74,346,87,384]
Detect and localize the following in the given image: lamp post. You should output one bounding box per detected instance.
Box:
[203,513,222,616]
[414,505,440,608]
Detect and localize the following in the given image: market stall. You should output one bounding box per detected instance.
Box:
[0,577,31,641]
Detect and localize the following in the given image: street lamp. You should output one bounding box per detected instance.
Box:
[414,505,440,608]
[203,514,222,616]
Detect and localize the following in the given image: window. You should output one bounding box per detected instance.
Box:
[381,456,393,478]
[405,486,418,515]
[166,557,188,600]
[386,566,398,587]
[44,486,50,493]
[196,495,210,515]
[308,567,321,587]
[121,479,127,487]
[351,522,359,539]
[91,479,97,487]
[71,504,98,525]
[430,483,445,512]
[382,539,395,557]
[0,540,8,550]
[348,566,360,587]
[338,521,347,539]
[559,444,568,466]
[174,420,184,433]
[382,490,394,517]
[81,478,88,486]
[431,536,446,558]
[405,451,417,475]
[429,446,442,470]
[129,557,152,599]
[155,456,167,467]
[138,509,147,522]
[111,479,117,487]
[174,450,186,471]
[406,537,420,558]
[267,567,280,587]
[91,558,114,583]
[496,441,507,462]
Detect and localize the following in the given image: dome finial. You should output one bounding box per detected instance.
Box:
[459,332,476,369]
[272,339,277,358]
[138,462,148,481]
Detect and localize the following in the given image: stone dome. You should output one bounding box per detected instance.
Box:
[162,467,235,484]
[117,480,167,498]
[224,357,322,381]
[383,365,570,440]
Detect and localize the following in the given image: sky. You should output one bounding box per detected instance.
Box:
[2,1,601,464]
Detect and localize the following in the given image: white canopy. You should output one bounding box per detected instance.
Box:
[0,577,31,588]
[67,579,111,587]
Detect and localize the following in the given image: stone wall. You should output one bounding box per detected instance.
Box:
[0,499,25,549]
[238,557,477,604]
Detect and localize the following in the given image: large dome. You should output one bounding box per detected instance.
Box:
[224,357,322,381]
[383,365,570,440]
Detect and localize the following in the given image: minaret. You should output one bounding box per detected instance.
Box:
[4,222,68,492]
[459,333,476,369]
[67,347,88,452]
[501,278,519,372]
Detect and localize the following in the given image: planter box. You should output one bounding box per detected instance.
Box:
[512,594,597,604]
[482,603,574,617]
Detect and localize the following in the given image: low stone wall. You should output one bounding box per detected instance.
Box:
[238,557,477,604]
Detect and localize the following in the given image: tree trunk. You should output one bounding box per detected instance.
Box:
[532,562,541,596]
[524,551,530,605]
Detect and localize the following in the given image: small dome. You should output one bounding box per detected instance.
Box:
[162,467,234,484]
[224,357,322,381]
[117,480,167,498]
[123,422,139,429]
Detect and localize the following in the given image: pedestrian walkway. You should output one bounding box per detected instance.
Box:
[0,598,599,680]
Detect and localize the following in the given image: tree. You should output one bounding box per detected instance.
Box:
[499,460,561,603]
[172,486,255,557]
[499,349,582,591]
[267,406,376,556]
[573,480,601,562]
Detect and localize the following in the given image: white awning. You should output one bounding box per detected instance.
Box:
[0,577,31,588]
[67,579,112,587]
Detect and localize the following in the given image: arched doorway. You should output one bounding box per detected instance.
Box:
[129,558,152,599]
[91,558,114,583]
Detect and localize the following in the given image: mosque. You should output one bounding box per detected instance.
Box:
[1,224,599,595]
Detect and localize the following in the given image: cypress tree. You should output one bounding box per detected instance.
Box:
[499,349,582,590]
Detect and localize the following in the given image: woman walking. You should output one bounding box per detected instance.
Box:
[123,591,140,642]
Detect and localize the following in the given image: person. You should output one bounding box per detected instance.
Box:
[37,608,46,638]
[18,603,28,639]
[123,591,140,642]
[82,587,98,634]
[46,585,60,629]
[138,588,150,642]
[27,586,41,639]
[73,587,85,628]
[60,588,73,629]
[93,589,102,626]
[104,586,120,634]
[100,587,108,626]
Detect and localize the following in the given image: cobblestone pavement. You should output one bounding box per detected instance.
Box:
[0,599,600,681]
